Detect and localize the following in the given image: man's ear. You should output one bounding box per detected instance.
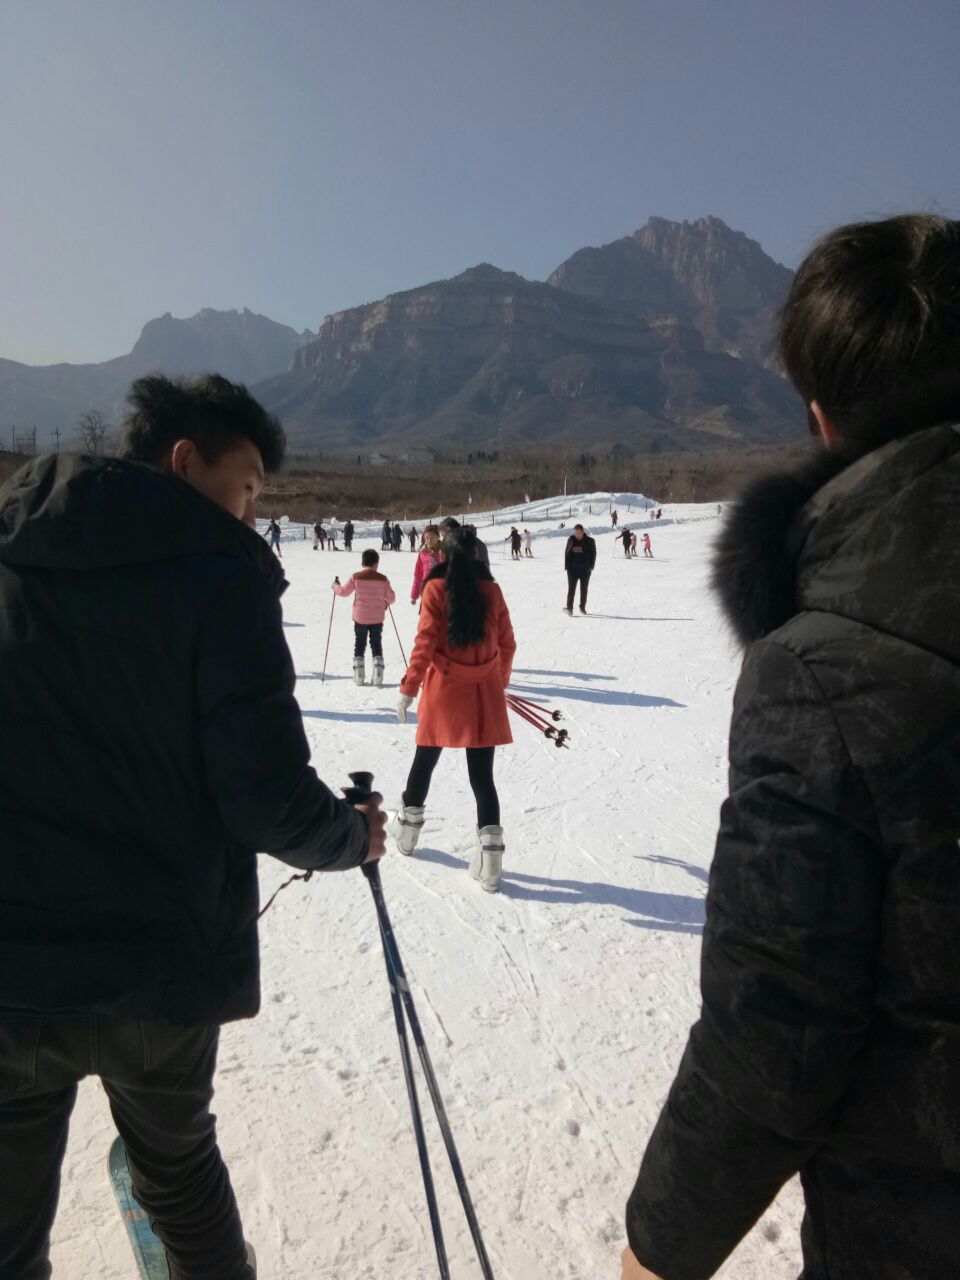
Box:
[810,401,840,448]
[168,438,196,478]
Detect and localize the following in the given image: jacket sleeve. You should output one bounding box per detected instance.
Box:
[586,538,597,571]
[196,561,368,872]
[563,537,572,571]
[400,580,445,696]
[497,591,516,687]
[334,575,356,598]
[384,578,396,606]
[626,639,882,1280]
[411,555,425,601]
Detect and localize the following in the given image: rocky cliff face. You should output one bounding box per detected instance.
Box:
[0,309,314,436]
[259,260,800,452]
[548,215,793,366]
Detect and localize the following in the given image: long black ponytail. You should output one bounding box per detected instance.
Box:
[443,527,488,648]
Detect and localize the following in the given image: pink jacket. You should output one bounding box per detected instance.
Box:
[335,569,396,625]
[411,547,442,601]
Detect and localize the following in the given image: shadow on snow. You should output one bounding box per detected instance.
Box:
[508,681,685,710]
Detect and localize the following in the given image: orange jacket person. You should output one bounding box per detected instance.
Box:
[388,527,516,892]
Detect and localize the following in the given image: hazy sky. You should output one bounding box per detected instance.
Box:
[2,0,958,365]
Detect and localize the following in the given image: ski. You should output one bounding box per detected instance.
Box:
[108,1136,169,1280]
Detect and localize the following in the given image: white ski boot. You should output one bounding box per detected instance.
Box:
[372,656,384,688]
[469,825,504,893]
[387,802,425,856]
[353,656,366,686]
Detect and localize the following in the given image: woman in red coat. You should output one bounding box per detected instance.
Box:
[388,527,516,892]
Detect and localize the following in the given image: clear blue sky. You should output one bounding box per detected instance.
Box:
[2,0,958,365]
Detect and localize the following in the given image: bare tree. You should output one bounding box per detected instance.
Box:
[77,410,109,455]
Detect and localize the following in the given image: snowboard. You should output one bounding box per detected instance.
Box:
[108,1136,169,1279]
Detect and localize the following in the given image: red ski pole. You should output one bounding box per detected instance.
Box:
[321,582,338,684]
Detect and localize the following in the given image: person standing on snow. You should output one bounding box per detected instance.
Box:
[622,213,960,1280]
[0,373,387,1280]
[619,526,632,558]
[381,518,391,550]
[611,509,619,527]
[641,532,653,558]
[564,523,596,614]
[313,519,326,550]
[392,522,403,552]
[408,526,418,551]
[343,518,354,551]
[267,516,282,557]
[389,527,516,893]
[522,528,533,557]
[629,531,638,557]
[506,526,522,559]
[333,548,396,686]
[411,524,442,603]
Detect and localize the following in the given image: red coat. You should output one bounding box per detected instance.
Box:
[400,579,516,747]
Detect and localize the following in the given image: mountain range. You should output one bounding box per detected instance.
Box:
[0,217,803,453]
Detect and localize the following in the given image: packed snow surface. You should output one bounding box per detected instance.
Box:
[54,496,803,1278]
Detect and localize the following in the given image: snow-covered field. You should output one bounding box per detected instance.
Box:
[52,496,803,1279]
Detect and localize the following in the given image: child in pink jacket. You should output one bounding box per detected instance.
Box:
[410,524,442,603]
[333,549,396,686]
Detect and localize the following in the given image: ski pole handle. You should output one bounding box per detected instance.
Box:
[342,772,382,881]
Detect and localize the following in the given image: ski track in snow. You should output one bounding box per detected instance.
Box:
[52,498,803,1278]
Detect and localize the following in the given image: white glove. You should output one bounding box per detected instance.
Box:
[396,694,414,723]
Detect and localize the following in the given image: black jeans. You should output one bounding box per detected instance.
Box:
[0,1012,253,1280]
[354,622,383,658]
[566,570,591,610]
[403,746,500,827]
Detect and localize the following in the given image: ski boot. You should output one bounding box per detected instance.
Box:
[387,802,425,856]
[372,656,384,688]
[469,825,504,893]
[353,657,366,686]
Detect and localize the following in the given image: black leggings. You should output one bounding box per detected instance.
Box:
[403,745,500,828]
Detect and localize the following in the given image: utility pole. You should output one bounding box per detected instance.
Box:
[53,427,61,453]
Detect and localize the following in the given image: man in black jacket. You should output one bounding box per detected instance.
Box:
[622,215,960,1279]
[564,523,596,614]
[0,373,386,1280]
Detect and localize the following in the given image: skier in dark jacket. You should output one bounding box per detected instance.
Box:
[619,526,632,558]
[343,518,354,551]
[0,373,387,1280]
[622,214,960,1280]
[563,524,596,614]
[381,518,391,550]
[392,522,403,552]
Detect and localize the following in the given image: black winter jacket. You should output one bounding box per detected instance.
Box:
[627,424,960,1280]
[0,456,368,1025]
[564,534,596,573]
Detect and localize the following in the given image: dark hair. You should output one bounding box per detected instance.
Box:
[361,549,379,567]
[574,523,584,531]
[441,527,488,648]
[118,373,286,471]
[779,214,960,452]
[439,516,459,531]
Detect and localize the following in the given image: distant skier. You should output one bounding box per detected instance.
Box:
[611,510,619,527]
[564,523,597,614]
[334,549,396,687]
[619,526,632,558]
[313,520,326,550]
[656,508,662,520]
[328,525,338,550]
[408,526,418,551]
[381,518,391,550]
[343,518,354,551]
[389,527,516,893]
[267,516,282,557]
[0,372,386,1280]
[507,526,522,560]
[522,528,533,557]
[630,531,638,557]
[411,524,442,603]
[642,532,653,558]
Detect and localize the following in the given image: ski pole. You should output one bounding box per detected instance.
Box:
[506,697,569,747]
[321,581,339,684]
[344,773,496,1280]
[387,604,408,668]
[507,693,563,722]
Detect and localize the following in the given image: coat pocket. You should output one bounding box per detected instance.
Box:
[0,1013,42,1103]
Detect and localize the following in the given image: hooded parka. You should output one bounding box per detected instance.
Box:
[0,455,368,1026]
[627,424,960,1280]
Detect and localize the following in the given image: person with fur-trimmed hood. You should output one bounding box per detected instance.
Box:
[621,214,960,1280]
[333,549,396,686]
[388,527,516,893]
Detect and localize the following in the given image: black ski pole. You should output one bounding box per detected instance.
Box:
[342,773,448,1277]
[344,772,496,1280]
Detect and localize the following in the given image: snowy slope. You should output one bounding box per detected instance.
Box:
[52,497,803,1279]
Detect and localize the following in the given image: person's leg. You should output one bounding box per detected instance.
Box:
[565,571,576,611]
[403,746,442,807]
[354,623,368,658]
[466,747,499,827]
[0,1012,80,1280]
[579,572,591,611]
[100,1020,254,1280]
[369,624,384,658]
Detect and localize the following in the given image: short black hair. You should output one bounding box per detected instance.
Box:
[779,214,960,452]
[118,373,286,471]
[361,549,379,567]
[439,517,459,531]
